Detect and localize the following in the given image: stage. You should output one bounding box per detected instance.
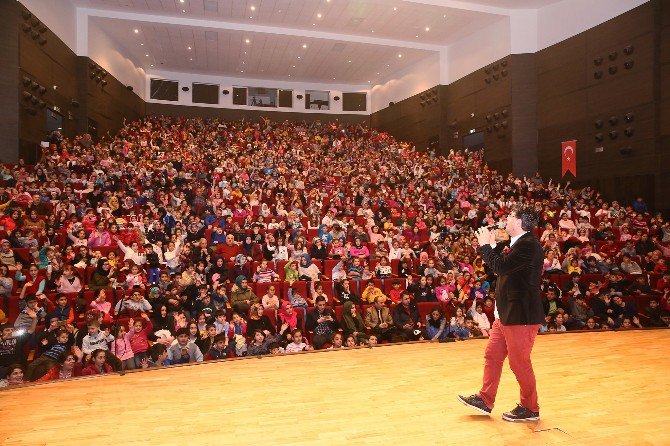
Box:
[1,330,668,446]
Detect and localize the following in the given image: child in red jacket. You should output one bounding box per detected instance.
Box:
[128,313,153,368]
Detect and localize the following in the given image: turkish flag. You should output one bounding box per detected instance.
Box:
[561,140,577,177]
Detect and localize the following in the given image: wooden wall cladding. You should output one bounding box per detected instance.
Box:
[535,0,660,209]
[0,1,20,163]
[16,4,144,162]
[369,87,441,153]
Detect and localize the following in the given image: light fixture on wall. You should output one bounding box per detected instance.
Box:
[333,96,340,101]
[296,94,303,99]
[608,65,618,75]
[624,112,634,122]
[624,60,634,69]
[182,86,190,92]
[222,89,230,95]
[608,51,618,61]
[623,45,634,55]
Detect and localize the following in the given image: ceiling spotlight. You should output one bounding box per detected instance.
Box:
[244,51,247,54]
[443,14,447,18]
[368,80,371,83]
[245,39,250,43]
[371,30,375,33]
[425,27,430,31]
[393,7,397,11]
[180,0,185,3]
[297,56,301,59]
[187,46,191,50]
[415,35,419,38]
[398,54,402,58]
[182,9,186,13]
[348,60,351,63]
[386,64,390,67]
[332,77,336,80]
[145,54,149,57]
[317,13,322,18]
[292,65,296,68]
[302,44,307,48]
[150,64,154,67]
[250,6,255,11]
[189,58,193,61]
[312,23,316,26]
[134,29,139,33]
[140,43,144,46]
[240,70,244,73]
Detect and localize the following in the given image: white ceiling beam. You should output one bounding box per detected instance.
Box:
[401,0,511,16]
[82,8,445,52]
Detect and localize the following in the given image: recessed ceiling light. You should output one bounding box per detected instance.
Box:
[443,14,447,18]
[187,46,192,50]
[288,74,291,77]
[242,61,245,64]
[368,80,371,83]
[415,35,419,38]
[312,23,316,26]
[398,54,402,58]
[140,43,144,46]
[180,0,185,3]
[245,39,250,43]
[134,29,139,33]
[393,7,397,11]
[317,13,322,18]
[189,58,193,61]
[182,9,186,13]
[249,16,253,19]
[250,5,255,11]
[371,30,375,33]
[386,64,390,67]
[332,77,336,80]
[244,51,247,54]
[348,60,351,63]
[145,54,149,57]
[425,27,430,31]
[297,56,301,59]
[150,64,154,67]
[302,44,307,48]
[292,65,296,68]
[240,70,244,73]
[377,72,380,74]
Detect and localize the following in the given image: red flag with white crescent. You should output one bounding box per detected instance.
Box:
[561,140,577,177]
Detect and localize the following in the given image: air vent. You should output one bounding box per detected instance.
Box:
[204,0,219,12]
[205,31,218,41]
[331,43,347,52]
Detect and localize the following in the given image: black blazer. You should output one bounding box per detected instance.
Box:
[478,232,545,326]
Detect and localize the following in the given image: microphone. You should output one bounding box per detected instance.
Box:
[483,221,505,231]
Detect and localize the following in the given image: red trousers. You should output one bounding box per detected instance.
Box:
[478,319,541,412]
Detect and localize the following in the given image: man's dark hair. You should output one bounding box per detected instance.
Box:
[513,205,540,231]
[315,296,326,304]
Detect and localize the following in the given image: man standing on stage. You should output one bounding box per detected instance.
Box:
[458,205,545,422]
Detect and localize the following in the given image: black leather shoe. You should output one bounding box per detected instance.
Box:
[457,394,492,415]
[502,404,540,422]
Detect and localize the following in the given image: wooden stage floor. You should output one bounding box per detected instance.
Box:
[2,330,669,446]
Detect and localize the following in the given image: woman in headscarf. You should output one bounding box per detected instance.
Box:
[298,254,321,282]
[230,275,258,315]
[88,257,116,291]
[207,256,228,288]
[228,254,251,283]
[341,301,367,344]
[277,300,299,344]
